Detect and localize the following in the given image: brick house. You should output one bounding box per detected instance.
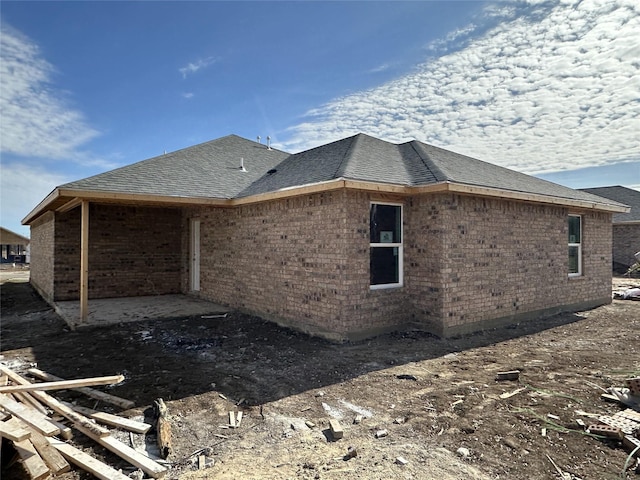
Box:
[23,134,628,340]
[0,227,30,264]
[580,186,640,273]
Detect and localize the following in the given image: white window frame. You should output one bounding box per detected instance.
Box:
[369,202,403,289]
[568,214,582,278]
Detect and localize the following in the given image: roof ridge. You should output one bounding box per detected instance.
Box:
[332,133,361,178]
[407,140,448,183]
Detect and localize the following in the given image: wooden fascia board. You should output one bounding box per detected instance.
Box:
[22,189,61,225]
[55,189,232,206]
[22,179,628,226]
[442,183,630,213]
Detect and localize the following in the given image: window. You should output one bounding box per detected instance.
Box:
[370,203,403,288]
[568,215,582,277]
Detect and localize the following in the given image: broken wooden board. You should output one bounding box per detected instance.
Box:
[13,391,49,415]
[12,437,50,480]
[155,398,172,459]
[0,374,124,393]
[495,370,521,381]
[48,437,132,480]
[24,422,71,475]
[76,424,167,478]
[27,368,135,409]
[0,417,31,442]
[62,402,151,434]
[0,394,60,437]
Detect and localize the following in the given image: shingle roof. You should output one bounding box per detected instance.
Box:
[579,186,640,222]
[47,132,626,212]
[239,133,623,208]
[61,135,289,199]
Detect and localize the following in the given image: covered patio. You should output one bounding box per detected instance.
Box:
[54,294,228,329]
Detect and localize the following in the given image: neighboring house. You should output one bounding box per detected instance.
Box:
[22,134,628,340]
[0,227,30,264]
[580,186,640,273]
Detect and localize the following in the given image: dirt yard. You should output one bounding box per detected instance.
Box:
[1,272,639,480]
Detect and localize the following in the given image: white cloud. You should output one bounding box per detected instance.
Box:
[0,162,72,235]
[182,92,194,99]
[179,56,217,79]
[0,25,99,160]
[284,0,640,174]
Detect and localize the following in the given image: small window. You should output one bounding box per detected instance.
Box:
[370,203,403,288]
[568,215,582,277]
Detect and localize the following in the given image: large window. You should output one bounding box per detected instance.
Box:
[370,203,403,288]
[568,215,582,277]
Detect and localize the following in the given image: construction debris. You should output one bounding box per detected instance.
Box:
[0,362,167,479]
[329,419,344,440]
[585,377,640,461]
[154,398,172,459]
[495,370,521,381]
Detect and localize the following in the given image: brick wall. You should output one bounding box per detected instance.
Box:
[406,194,612,336]
[183,191,351,339]
[184,190,613,340]
[29,211,55,303]
[613,224,640,270]
[52,204,182,300]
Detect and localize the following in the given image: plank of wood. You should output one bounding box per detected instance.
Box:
[236,411,243,427]
[47,437,132,480]
[75,424,167,479]
[12,391,49,415]
[0,374,125,393]
[495,370,520,381]
[47,419,73,440]
[0,417,31,441]
[0,366,109,438]
[12,438,50,480]
[28,368,135,409]
[0,395,60,437]
[23,423,71,475]
[62,402,151,434]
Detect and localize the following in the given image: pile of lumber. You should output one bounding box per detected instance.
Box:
[0,363,167,479]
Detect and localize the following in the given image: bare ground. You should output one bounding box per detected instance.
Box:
[1,273,639,480]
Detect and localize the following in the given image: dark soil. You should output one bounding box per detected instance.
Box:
[1,276,639,480]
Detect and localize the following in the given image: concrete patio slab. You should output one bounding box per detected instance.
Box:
[54,294,228,329]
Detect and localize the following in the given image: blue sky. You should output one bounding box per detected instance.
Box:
[1,0,639,237]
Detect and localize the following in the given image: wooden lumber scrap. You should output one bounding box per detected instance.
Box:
[0,417,31,442]
[23,422,71,475]
[13,391,49,415]
[0,366,110,438]
[75,424,167,478]
[0,374,125,393]
[0,394,60,437]
[62,402,152,434]
[12,437,50,480]
[47,437,132,480]
[28,368,135,409]
[495,370,521,381]
[154,398,172,459]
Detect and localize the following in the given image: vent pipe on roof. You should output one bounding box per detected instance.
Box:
[257,135,261,144]
[267,136,272,150]
[239,157,247,172]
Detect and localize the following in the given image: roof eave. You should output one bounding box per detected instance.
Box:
[438,183,630,213]
[22,188,233,225]
[22,188,61,225]
[23,179,628,227]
